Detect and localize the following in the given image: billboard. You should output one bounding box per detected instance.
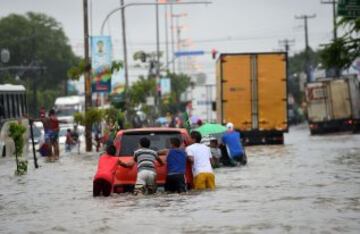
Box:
[91,36,112,93]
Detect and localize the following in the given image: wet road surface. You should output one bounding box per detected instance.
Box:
[1,125,360,233]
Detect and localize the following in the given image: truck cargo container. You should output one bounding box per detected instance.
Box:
[216,52,288,145]
[305,75,360,134]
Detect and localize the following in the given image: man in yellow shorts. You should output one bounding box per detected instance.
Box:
[186,131,215,190]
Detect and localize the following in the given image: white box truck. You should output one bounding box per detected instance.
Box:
[54,95,85,124]
[305,75,360,134]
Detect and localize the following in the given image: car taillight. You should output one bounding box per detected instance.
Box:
[310,124,317,129]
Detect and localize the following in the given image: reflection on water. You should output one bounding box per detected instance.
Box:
[1,125,360,234]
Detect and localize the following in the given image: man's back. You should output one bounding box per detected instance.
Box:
[186,143,212,176]
[222,131,243,157]
[167,148,186,175]
[134,148,158,172]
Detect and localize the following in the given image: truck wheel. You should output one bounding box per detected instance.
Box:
[2,145,5,157]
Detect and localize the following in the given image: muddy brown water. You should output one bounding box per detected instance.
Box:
[0,125,360,234]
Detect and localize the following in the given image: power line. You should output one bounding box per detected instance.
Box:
[279,39,295,52]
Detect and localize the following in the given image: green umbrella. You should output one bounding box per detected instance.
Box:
[195,123,227,137]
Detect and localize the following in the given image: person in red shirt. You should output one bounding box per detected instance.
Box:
[47,109,60,160]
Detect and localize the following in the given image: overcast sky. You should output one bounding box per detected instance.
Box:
[1,0,335,82]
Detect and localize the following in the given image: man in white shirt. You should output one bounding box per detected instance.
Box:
[186,131,215,190]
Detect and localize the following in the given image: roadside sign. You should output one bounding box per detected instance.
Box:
[174,50,205,57]
[338,0,360,17]
[160,78,171,95]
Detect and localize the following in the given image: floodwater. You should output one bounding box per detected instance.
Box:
[1,125,360,234]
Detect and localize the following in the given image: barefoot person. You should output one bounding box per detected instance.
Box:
[164,137,187,193]
[118,137,164,195]
[186,131,215,190]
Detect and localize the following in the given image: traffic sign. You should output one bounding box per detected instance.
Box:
[338,0,360,17]
[174,50,205,57]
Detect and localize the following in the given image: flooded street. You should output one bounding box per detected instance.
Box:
[1,125,360,234]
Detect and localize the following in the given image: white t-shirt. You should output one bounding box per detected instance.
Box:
[186,143,213,176]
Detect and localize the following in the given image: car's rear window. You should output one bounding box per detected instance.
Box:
[118,131,182,156]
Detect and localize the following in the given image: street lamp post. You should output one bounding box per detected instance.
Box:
[99,1,211,118]
[171,13,187,73]
[99,1,211,91]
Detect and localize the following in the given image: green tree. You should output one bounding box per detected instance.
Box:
[320,17,360,72]
[128,76,157,106]
[67,59,123,81]
[288,49,320,105]
[8,122,28,175]
[0,12,79,113]
[288,48,320,76]
[161,72,191,114]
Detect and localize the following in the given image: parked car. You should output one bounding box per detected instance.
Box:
[28,124,43,145]
[93,128,194,196]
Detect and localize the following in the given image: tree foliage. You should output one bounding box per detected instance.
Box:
[128,76,157,105]
[320,17,360,70]
[0,12,79,113]
[73,108,103,126]
[288,49,321,104]
[0,12,79,88]
[67,59,123,80]
[161,72,191,114]
[288,48,320,76]
[8,122,28,175]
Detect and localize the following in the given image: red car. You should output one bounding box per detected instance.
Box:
[93,128,193,196]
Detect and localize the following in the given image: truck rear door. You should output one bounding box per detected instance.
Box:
[306,82,329,122]
[221,55,252,131]
[330,79,351,119]
[257,53,287,131]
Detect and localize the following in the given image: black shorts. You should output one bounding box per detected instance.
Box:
[165,174,186,193]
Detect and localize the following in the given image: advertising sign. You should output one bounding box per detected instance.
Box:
[91,36,112,93]
[160,77,171,96]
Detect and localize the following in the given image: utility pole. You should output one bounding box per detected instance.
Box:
[171,13,187,74]
[155,1,161,114]
[295,14,316,82]
[120,0,129,103]
[170,5,175,73]
[165,5,169,71]
[321,0,340,77]
[175,18,181,73]
[83,0,92,152]
[321,0,337,41]
[279,39,295,53]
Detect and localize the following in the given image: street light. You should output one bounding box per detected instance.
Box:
[100,2,209,35]
[99,0,211,115]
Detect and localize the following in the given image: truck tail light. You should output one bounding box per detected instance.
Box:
[310,124,317,129]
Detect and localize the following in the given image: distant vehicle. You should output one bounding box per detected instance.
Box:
[215,52,288,145]
[305,75,360,134]
[28,124,43,145]
[0,84,28,157]
[54,95,85,124]
[93,128,194,196]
